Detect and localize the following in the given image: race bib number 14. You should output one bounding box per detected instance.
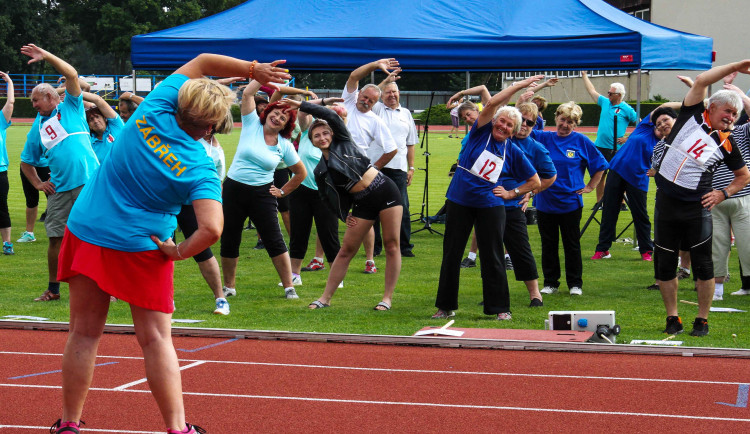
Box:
[674,128,719,167]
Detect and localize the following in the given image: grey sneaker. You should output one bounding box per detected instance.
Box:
[213,298,230,315]
[569,287,583,296]
[540,286,558,294]
[285,287,299,299]
[497,312,512,321]
[278,274,302,286]
[222,286,236,297]
[460,257,476,268]
[731,288,750,296]
[431,309,455,319]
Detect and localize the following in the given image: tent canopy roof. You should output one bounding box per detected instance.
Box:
[131,0,712,72]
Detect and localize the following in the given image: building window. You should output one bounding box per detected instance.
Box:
[632,8,650,22]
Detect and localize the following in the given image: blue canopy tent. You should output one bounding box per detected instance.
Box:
[130,0,712,72]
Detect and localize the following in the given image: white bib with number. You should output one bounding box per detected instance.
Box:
[39,112,89,152]
[671,127,719,167]
[459,134,507,184]
[469,148,505,183]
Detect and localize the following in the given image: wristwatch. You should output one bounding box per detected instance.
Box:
[514,188,521,197]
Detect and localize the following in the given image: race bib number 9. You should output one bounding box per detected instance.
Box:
[469,149,505,183]
[674,128,719,167]
[40,116,70,151]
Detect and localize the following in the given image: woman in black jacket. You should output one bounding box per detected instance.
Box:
[284,97,403,311]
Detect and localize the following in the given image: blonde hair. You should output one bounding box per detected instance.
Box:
[493,105,523,136]
[555,101,583,125]
[531,95,548,112]
[517,102,539,120]
[177,78,235,128]
[214,109,235,135]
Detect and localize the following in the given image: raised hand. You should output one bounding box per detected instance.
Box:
[375,58,400,74]
[21,44,46,64]
[252,60,291,86]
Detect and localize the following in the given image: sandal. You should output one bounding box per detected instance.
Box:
[308,300,330,309]
[35,290,60,302]
[374,301,391,311]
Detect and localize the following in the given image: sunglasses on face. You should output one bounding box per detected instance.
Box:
[607,92,619,96]
[522,118,536,127]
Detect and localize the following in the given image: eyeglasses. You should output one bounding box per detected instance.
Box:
[522,118,536,127]
[607,92,619,96]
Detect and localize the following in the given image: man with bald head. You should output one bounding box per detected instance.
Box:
[342,59,398,272]
[19,44,99,302]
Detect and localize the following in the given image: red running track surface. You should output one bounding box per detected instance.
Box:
[1,329,749,433]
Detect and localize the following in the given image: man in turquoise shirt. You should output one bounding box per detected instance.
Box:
[19,44,99,302]
[581,71,638,205]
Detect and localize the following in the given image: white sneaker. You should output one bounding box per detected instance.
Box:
[285,287,299,299]
[17,231,36,243]
[223,286,236,297]
[278,274,302,287]
[713,294,723,301]
[338,280,344,289]
[540,286,558,294]
[213,298,230,315]
[570,287,583,296]
[731,288,750,296]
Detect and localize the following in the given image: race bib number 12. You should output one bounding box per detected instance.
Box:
[469,149,505,183]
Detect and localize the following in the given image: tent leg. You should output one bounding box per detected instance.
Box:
[636,68,641,119]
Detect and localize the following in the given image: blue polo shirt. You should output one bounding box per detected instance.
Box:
[90,115,125,162]
[531,130,608,214]
[0,115,9,172]
[67,74,222,252]
[447,121,536,208]
[501,136,557,208]
[609,115,657,192]
[594,95,638,150]
[20,91,99,192]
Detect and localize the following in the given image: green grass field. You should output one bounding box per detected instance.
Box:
[2,123,749,348]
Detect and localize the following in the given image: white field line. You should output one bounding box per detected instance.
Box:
[113,361,206,391]
[1,350,747,386]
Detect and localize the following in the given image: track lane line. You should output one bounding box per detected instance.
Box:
[2,350,747,386]
[2,384,749,423]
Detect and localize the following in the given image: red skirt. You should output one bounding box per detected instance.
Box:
[58,227,175,313]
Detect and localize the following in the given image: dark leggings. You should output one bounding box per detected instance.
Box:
[21,165,50,208]
[0,171,9,228]
[220,177,288,258]
[176,204,214,263]
[288,185,340,263]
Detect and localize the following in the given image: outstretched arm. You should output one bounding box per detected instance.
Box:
[724,83,750,114]
[0,72,14,123]
[686,60,750,106]
[377,68,402,92]
[82,92,117,119]
[21,44,81,97]
[176,53,290,85]
[119,91,144,105]
[477,75,544,128]
[580,71,600,103]
[447,85,491,107]
[346,58,399,93]
[269,85,318,103]
[240,80,262,116]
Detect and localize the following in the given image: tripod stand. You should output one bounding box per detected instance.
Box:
[580,111,634,240]
[412,91,442,236]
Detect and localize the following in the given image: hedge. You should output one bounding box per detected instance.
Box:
[413,102,664,127]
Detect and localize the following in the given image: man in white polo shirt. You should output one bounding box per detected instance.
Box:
[372,70,418,257]
[343,59,398,273]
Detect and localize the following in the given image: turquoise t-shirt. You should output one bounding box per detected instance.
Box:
[90,115,125,162]
[594,95,638,150]
[226,111,300,186]
[297,130,322,191]
[0,115,9,172]
[20,91,99,192]
[67,74,222,252]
